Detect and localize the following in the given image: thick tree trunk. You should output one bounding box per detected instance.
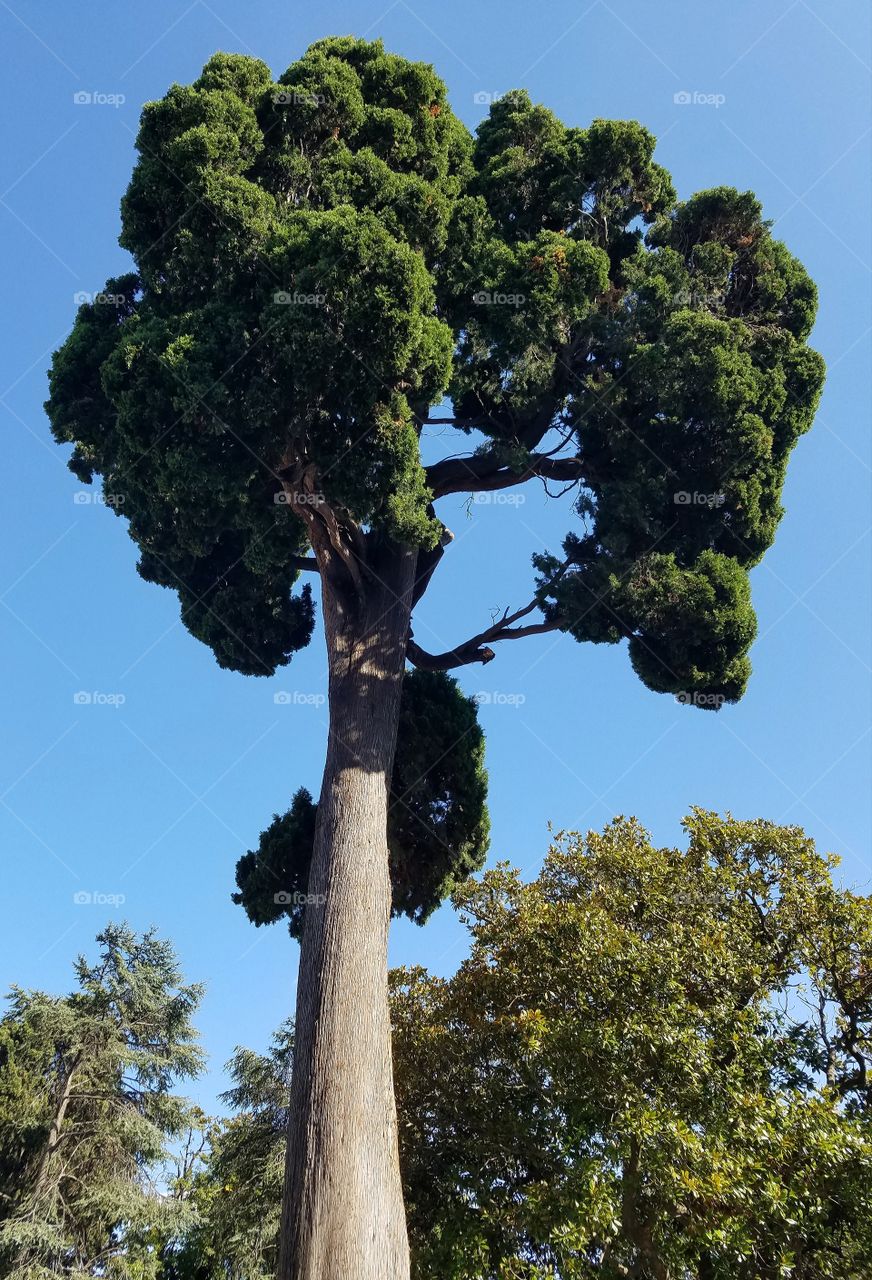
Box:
[278,541,416,1280]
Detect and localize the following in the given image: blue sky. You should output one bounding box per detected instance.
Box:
[1,0,869,1111]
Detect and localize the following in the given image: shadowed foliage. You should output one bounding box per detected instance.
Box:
[232,669,490,936]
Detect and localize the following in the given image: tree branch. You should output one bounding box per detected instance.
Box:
[407,597,563,671]
[279,458,368,603]
[427,452,590,499]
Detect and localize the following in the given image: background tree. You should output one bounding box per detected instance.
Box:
[45,36,824,1278]
[161,1027,293,1280]
[153,813,870,1279]
[0,924,204,1278]
[391,813,872,1279]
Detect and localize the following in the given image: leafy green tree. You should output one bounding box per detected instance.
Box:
[45,36,824,1276]
[159,813,870,1279]
[391,813,872,1279]
[0,925,204,1278]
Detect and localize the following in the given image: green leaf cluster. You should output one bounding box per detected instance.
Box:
[391,812,872,1278]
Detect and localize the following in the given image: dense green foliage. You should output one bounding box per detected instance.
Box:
[157,813,872,1279]
[392,813,872,1278]
[6,827,869,1279]
[0,925,203,1278]
[232,669,490,935]
[45,40,470,674]
[46,39,823,705]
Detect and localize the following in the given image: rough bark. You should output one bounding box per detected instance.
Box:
[279,539,416,1280]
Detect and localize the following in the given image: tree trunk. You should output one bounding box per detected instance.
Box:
[279,540,416,1280]
[33,1050,80,1200]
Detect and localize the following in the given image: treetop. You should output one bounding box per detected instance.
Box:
[46,38,824,702]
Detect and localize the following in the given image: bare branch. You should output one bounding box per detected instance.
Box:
[407,596,563,671]
[427,452,590,499]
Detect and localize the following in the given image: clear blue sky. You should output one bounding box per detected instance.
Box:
[1,0,869,1111]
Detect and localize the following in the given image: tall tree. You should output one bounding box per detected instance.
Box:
[45,37,824,1278]
[391,813,872,1278]
[0,924,204,1277]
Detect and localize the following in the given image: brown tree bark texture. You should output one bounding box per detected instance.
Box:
[279,543,416,1280]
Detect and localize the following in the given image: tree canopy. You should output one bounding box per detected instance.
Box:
[45,38,824,703]
[391,812,872,1278]
[136,811,872,1280]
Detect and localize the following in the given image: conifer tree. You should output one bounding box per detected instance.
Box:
[46,38,824,1278]
[0,925,203,1277]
